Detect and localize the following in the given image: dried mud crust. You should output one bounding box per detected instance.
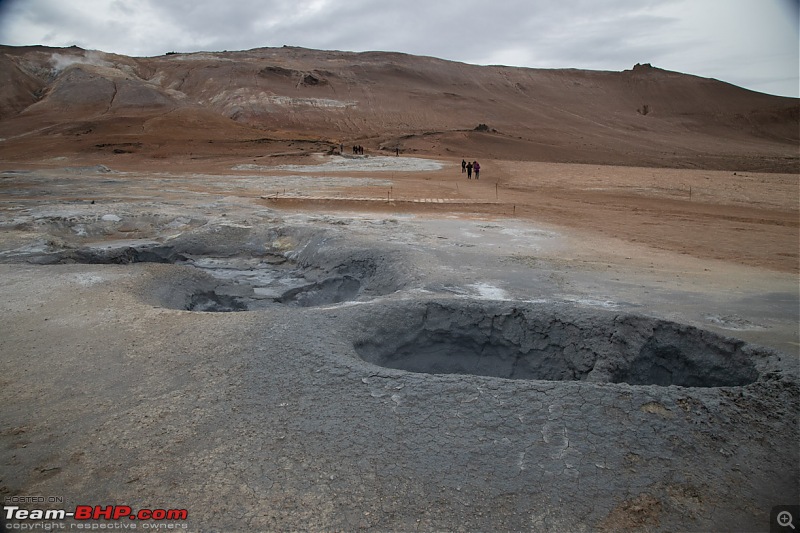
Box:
[0,164,797,531]
[242,300,800,531]
[2,259,797,531]
[352,300,789,387]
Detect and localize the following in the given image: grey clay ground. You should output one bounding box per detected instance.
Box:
[1,165,798,532]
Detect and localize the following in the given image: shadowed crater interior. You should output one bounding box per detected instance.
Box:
[354,301,768,387]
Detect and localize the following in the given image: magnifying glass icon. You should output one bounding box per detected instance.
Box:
[778,510,796,530]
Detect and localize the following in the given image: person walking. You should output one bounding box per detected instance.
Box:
[466,161,473,179]
[461,159,467,174]
[473,161,480,179]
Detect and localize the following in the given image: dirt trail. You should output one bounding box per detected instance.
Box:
[242,156,798,273]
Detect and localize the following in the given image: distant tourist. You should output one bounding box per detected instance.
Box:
[461,159,466,173]
[466,161,473,179]
[473,161,480,179]
[395,147,399,156]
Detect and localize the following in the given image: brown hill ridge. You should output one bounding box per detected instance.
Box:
[0,45,797,171]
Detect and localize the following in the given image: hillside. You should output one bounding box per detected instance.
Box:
[0,45,797,171]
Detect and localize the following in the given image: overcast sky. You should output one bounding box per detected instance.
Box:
[0,0,797,97]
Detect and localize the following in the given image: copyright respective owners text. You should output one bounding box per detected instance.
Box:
[3,496,191,531]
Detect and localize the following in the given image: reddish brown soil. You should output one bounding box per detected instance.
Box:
[1,45,797,274]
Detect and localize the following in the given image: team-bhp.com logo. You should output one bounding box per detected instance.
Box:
[4,504,188,529]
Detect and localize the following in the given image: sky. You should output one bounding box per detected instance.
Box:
[0,0,797,97]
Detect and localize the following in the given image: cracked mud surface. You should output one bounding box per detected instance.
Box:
[354,301,769,387]
[1,163,798,532]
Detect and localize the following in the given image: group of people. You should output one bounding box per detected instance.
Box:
[352,145,365,155]
[461,159,481,179]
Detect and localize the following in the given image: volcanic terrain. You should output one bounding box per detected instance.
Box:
[0,45,798,532]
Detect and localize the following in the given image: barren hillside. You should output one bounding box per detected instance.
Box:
[0,45,797,171]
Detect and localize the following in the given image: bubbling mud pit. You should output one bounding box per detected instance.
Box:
[65,241,371,311]
[2,211,790,389]
[1,215,391,311]
[353,301,784,387]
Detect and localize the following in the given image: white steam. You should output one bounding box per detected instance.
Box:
[49,51,113,74]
